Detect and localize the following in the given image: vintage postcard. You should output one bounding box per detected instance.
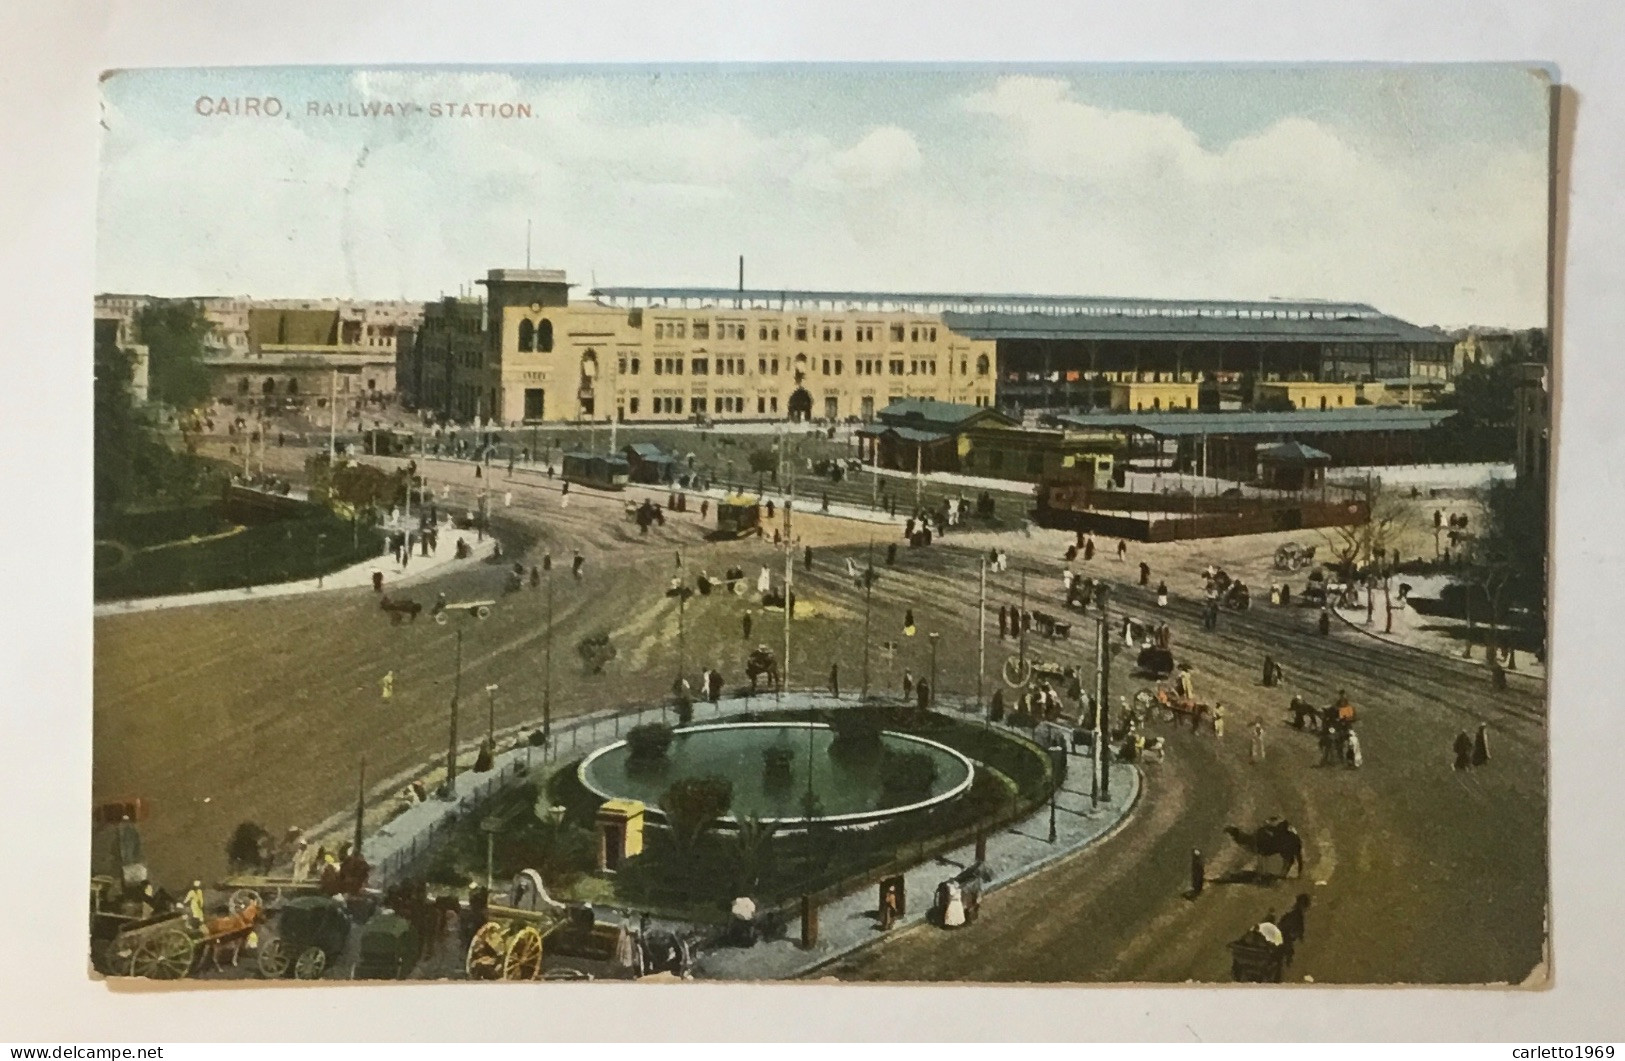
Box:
[92,63,1552,986]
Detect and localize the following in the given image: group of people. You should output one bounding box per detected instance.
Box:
[1453,723,1492,771]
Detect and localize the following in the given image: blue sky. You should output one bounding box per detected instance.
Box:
[98,64,1551,327]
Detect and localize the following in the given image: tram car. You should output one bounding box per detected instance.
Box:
[561,452,631,491]
[713,495,763,540]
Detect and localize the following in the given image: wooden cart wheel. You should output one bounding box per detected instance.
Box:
[475,605,491,620]
[465,921,507,980]
[434,611,449,625]
[502,925,543,981]
[130,928,193,980]
[293,946,327,980]
[257,937,291,978]
[1001,657,1032,688]
[229,888,261,915]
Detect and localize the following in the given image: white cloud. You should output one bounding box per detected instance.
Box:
[96,70,1550,328]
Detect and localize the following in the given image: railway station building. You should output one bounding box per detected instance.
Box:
[399,270,1000,426]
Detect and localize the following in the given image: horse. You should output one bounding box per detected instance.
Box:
[200,901,263,971]
[1225,822,1305,879]
[380,595,422,624]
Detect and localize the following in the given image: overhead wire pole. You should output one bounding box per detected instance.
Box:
[444,627,463,800]
[977,556,987,713]
[861,538,874,701]
[781,467,794,705]
[328,369,338,461]
[543,565,554,747]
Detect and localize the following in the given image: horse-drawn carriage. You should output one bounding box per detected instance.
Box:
[1301,569,1357,608]
[432,596,494,624]
[258,895,352,980]
[745,646,781,692]
[1228,935,1287,983]
[1122,616,1175,678]
[1135,683,1210,726]
[1274,542,1319,572]
[353,911,423,980]
[92,877,264,979]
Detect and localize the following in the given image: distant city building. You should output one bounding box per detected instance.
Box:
[92,294,424,415]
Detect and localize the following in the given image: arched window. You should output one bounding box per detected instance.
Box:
[287,378,299,395]
[262,378,276,395]
[517,319,535,352]
[976,354,991,376]
[537,319,554,352]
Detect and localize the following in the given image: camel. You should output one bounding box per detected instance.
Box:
[1225,821,1305,879]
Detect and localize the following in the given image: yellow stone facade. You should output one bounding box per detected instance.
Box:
[1109,380,1200,412]
[1255,380,1359,411]
[437,270,998,425]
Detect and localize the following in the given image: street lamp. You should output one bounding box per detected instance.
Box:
[928,632,941,708]
[441,605,493,801]
[485,683,499,754]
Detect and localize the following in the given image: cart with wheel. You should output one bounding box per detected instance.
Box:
[464,905,557,981]
[1228,936,1287,983]
[257,895,351,981]
[1142,683,1211,725]
[353,911,423,980]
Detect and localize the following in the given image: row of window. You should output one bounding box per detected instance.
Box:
[630,394,786,416]
[621,353,990,378]
[648,320,940,344]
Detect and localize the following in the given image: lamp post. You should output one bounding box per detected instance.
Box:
[444,627,463,800]
[543,565,554,746]
[928,632,941,708]
[441,604,493,800]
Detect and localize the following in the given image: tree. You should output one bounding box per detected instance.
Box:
[136,300,214,410]
[1318,478,1415,579]
[1463,481,1548,661]
[95,331,212,520]
[94,339,142,518]
[660,776,733,856]
[746,448,777,477]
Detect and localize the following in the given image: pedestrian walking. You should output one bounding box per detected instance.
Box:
[1083,538,1095,562]
[1139,561,1150,587]
[1319,726,1339,766]
[1117,539,1128,561]
[804,545,813,571]
[829,662,840,699]
[1211,702,1226,738]
[701,499,710,519]
[1472,722,1491,766]
[742,610,753,640]
[372,568,384,593]
[391,536,402,563]
[708,668,723,704]
[572,550,585,580]
[1345,728,1363,768]
[1156,580,1169,608]
[902,671,914,700]
[1203,598,1219,631]
[887,542,898,566]
[1189,849,1205,898]
[1250,720,1266,763]
[998,604,1009,639]
[758,567,771,595]
[1318,608,1331,637]
[916,678,931,713]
